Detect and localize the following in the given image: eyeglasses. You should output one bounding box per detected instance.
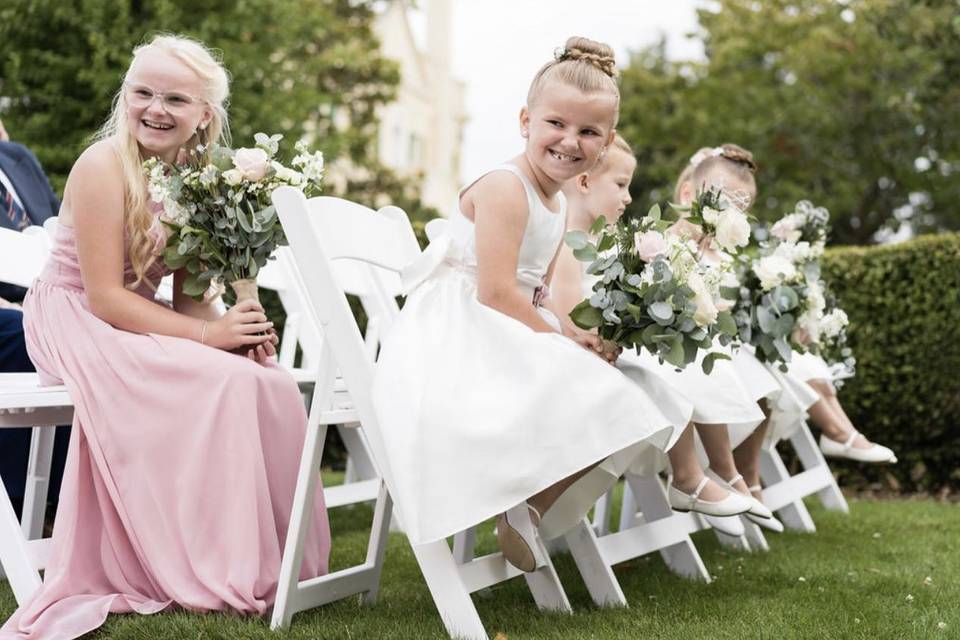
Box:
[123,82,207,115]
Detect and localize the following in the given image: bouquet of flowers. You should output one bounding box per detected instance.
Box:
[566,204,738,373]
[669,184,752,255]
[144,132,324,302]
[732,200,849,370]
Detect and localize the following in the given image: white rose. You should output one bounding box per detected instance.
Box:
[271,161,304,186]
[806,279,826,314]
[714,208,751,252]
[222,168,244,186]
[688,271,719,326]
[820,309,849,338]
[232,147,271,181]
[702,206,721,226]
[771,214,803,243]
[754,255,797,290]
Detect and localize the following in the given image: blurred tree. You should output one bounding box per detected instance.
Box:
[0,0,438,224]
[619,0,960,245]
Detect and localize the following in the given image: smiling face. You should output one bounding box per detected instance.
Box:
[124,48,212,163]
[520,82,618,188]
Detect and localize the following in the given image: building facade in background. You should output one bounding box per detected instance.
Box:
[374,0,466,214]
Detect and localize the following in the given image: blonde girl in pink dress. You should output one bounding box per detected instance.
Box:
[1,35,330,640]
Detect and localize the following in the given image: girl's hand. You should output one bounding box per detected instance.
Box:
[204,298,274,351]
[572,333,620,365]
[668,219,703,242]
[231,327,279,364]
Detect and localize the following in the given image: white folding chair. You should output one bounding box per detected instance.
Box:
[257,250,383,509]
[0,225,74,605]
[271,188,572,639]
[758,422,848,532]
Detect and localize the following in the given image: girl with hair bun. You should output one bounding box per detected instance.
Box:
[556,136,770,540]
[3,34,330,639]
[371,37,728,574]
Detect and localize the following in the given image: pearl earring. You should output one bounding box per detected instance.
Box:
[521,128,529,138]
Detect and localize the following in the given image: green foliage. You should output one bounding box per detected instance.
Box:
[0,0,438,226]
[618,0,960,245]
[822,233,960,490]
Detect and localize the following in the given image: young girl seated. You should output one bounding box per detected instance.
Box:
[2,35,330,640]
[555,136,776,536]
[370,37,749,574]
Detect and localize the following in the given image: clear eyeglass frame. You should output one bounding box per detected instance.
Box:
[123,82,207,115]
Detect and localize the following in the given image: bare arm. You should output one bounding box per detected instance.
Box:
[469,172,558,333]
[548,244,587,331]
[70,142,272,350]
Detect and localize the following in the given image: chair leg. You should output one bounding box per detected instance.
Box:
[452,527,477,564]
[0,472,42,605]
[618,479,638,533]
[592,488,614,536]
[742,519,770,552]
[627,474,711,581]
[21,426,56,540]
[523,543,573,613]
[790,423,848,513]
[359,482,393,606]
[271,423,327,631]
[410,540,488,640]
[563,518,626,607]
[759,447,817,533]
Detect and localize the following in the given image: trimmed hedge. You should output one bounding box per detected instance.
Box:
[821,233,960,492]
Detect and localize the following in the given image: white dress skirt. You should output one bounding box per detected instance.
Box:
[370,165,684,545]
[788,351,836,383]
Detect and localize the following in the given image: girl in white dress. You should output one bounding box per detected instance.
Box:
[671,146,834,512]
[554,136,776,536]
[370,38,750,573]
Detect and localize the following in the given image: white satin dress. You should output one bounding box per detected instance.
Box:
[370,164,683,544]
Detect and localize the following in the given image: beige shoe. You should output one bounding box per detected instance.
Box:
[496,503,543,573]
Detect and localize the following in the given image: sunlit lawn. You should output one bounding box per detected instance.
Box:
[2,473,957,639]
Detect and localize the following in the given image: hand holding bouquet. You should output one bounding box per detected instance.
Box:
[144,133,324,302]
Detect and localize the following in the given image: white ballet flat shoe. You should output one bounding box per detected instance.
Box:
[745,484,785,533]
[704,468,773,520]
[496,503,544,573]
[668,476,753,517]
[704,514,746,537]
[820,430,898,464]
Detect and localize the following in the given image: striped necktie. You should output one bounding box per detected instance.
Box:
[0,179,30,230]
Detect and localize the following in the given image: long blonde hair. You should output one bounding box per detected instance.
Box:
[528,36,621,127]
[96,34,230,289]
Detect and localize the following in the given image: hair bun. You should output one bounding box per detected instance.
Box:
[557,36,618,78]
[719,143,757,173]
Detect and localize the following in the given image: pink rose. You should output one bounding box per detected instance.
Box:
[635,230,668,262]
[232,147,271,181]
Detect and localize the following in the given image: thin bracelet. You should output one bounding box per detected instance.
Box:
[199,320,208,345]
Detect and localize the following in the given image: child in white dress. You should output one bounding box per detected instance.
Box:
[555,136,776,536]
[371,38,751,573]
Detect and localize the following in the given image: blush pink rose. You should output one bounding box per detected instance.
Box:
[635,230,668,262]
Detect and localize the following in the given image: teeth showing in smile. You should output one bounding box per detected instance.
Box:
[548,149,579,163]
[143,120,173,130]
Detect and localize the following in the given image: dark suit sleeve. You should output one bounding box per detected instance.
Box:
[23,146,61,219]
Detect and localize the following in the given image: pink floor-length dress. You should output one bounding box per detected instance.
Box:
[1,221,330,640]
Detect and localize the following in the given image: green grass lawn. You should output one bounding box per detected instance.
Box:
[2,475,958,639]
